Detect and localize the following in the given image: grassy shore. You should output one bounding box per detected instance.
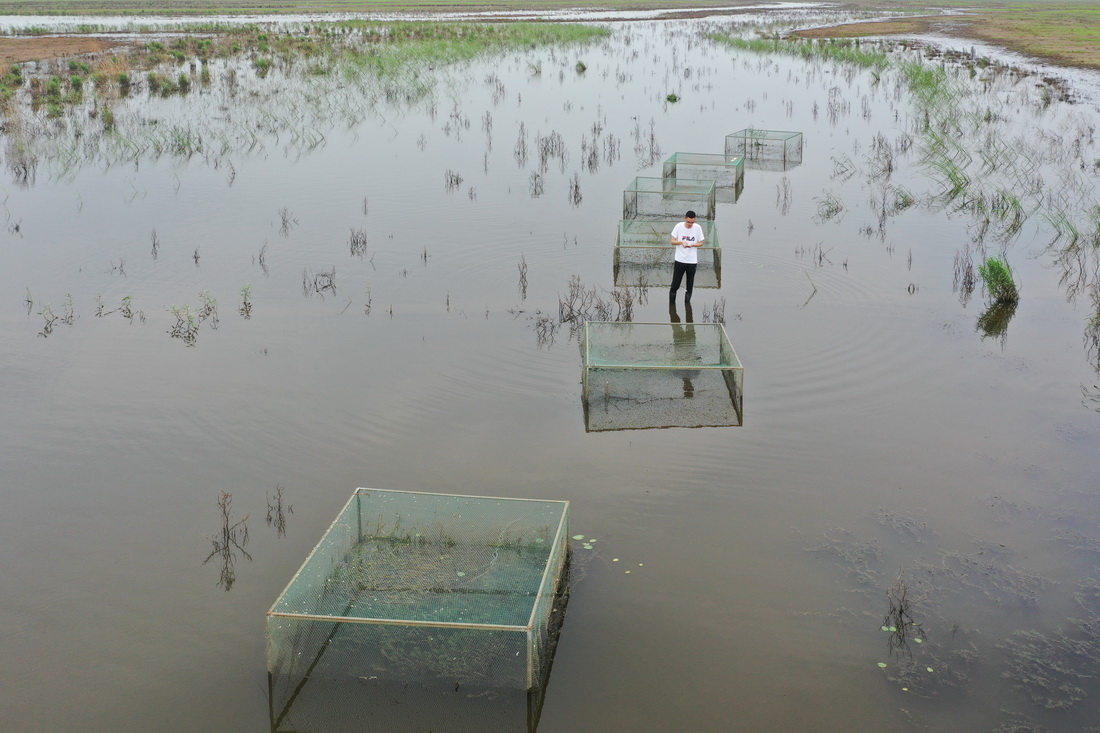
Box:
[795,1,1100,70]
[0,0,744,14]
[0,1,1096,70]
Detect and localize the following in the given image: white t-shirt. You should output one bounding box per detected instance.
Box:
[671,222,705,264]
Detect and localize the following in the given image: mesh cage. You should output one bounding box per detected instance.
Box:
[622,177,716,220]
[583,321,742,369]
[613,218,721,289]
[662,152,745,188]
[581,322,744,431]
[267,489,569,698]
[724,129,803,169]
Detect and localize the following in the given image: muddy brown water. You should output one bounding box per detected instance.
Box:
[3,12,1100,733]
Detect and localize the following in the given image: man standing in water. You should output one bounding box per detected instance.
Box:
[669,210,704,303]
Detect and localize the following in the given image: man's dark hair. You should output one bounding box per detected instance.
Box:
[685,210,696,218]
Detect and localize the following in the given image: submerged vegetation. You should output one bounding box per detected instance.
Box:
[0,20,608,177]
[712,28,1100,359]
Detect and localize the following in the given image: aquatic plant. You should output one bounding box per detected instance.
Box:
[1084,282,1100,372]
[517,254,528,300]
[266,484,292,537]
[302,267,337,298]
[203,491,251,592]
[119,295,139,322]
[699,297,727,325]
[882,572,923,660]
[168,305,200,345]
[557,275,633,329]
[708,35,889,71]
[814,192,844,221]
[978,257,1019,304]
[239,284,252,319]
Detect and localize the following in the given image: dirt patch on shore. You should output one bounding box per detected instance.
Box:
[0,37,136,63]
[791,18,941,40]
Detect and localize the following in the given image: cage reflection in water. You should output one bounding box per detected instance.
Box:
[725,129,803,171]
[613,218,721,289]
[267,672,566,733]
[662,152,745,202]
[622,176,716,220]
[266,489,570,730]
[581,321,744,431]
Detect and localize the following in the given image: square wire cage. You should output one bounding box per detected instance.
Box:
[582,322,744,431]
[662,152,745,188]
[613,218,721,289]
[724,129,803,168]
[623,176,716,220]
[266,488,570,693]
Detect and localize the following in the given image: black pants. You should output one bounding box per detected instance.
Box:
[669,261,697,301]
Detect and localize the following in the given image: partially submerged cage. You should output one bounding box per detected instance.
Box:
[613,218,721,289]
[725,129,803,169]
[582,321,744,431]
[266,488,570,695]
[663,152,745,193]
[623,176,716,221]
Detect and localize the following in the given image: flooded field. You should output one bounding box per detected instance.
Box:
[3,7,1100,732]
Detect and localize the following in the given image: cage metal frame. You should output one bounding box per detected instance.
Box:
[724,128,803,164]
[661,152,745,188]
[623,176,717,221]
[581,321,744,430]
[266,487,570,690]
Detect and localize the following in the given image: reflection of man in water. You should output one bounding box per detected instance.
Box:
[669,210,704,304]
[670,301,699,398]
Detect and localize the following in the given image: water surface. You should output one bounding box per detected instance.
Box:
[3,12,1100,733]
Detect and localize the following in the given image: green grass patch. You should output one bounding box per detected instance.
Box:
[708,35,890,71]
[0,0,740,15]
[979,257,1020,305]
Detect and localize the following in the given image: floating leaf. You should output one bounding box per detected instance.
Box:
[625,570,631,574]
[901,687,908,692]
[572,535,585,540]
[926,667,934,673]
[456,572,466,577]
[612,558,620,562]
[914,638,923,644]
[582,543,593,549]
[881,626,890,632]
[877,662,887,668]
[589,538,598,542]
[535,538,544,543]
[638,563,644,567]
[888,626,897,632]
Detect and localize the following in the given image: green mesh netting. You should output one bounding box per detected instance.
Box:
[623,176,716,220]
[613,219,721,288]
[267,489,569,694]
[662,152,745,188]
[581,322,744,431]
[725,128,803,166]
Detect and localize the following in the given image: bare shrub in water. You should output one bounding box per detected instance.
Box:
[883,572,924,660]
[203,491,251,591]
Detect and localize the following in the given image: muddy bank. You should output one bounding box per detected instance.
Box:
[0,36,135,62]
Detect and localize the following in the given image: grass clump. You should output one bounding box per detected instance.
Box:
[978,257,1019,305]
[708,34,890,71]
